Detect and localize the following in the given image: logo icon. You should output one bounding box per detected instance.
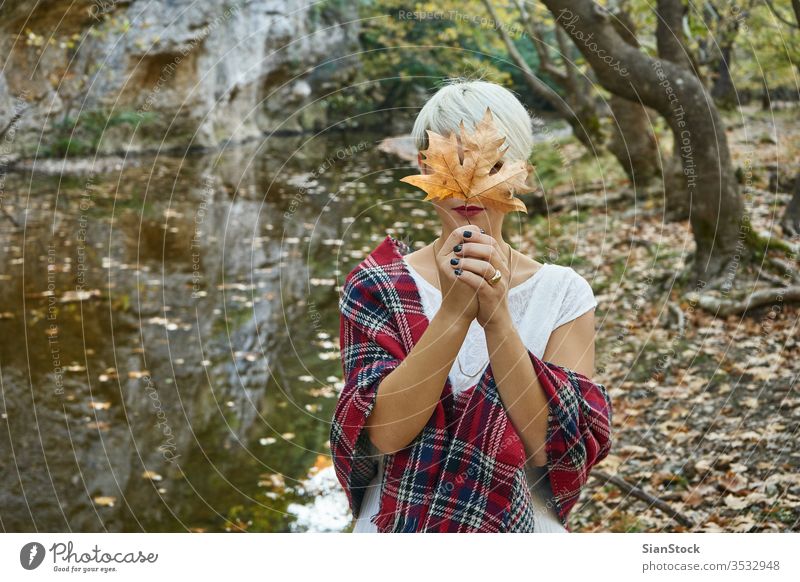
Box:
[20,542,46,570]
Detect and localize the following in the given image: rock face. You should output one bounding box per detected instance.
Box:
[0,0,359,156]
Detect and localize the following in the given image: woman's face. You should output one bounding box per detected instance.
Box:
[429,192,505,237]
[417,147,506,238]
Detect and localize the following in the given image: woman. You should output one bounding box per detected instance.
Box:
[330,79,612,533]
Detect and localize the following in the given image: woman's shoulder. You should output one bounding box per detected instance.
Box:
[543,264,598,326]
[342,235,401,283]
[340,235,409,310]
[542,262,594,287]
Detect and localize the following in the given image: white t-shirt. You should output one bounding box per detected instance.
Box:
[352,255,598,532]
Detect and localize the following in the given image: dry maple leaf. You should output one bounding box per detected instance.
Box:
[400,107,534,213]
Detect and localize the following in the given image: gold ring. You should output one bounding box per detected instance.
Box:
[488,269,502,286]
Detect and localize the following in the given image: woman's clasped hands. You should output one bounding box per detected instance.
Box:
[434,225,513,332]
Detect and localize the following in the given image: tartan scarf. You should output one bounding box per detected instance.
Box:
[330,234,612,532]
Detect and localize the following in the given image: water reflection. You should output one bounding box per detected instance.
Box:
[0,130,422,532]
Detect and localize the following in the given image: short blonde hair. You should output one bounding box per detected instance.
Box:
[410,78,534,163]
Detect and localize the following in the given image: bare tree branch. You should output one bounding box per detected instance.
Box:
[688,287,800,316]
[591,469,696,528]
[480,0,571,119]
[513,0,569,82]
[764,0,800,29]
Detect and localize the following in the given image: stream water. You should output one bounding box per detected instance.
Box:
[0,120,569,532]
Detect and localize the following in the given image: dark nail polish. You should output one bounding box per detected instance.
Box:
[464,230,472,238]
[454,268,462,275]
[450,258,459,265]
[453,243,462,252]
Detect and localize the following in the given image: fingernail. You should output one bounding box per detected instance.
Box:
[450,258,459,265]
[479,228,485,234]
[453,243,462,252]
[464,230,472,238]
[454,268,462,275]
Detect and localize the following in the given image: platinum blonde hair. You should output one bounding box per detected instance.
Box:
[410,79,534,163]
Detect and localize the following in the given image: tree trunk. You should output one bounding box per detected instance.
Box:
[704,1,743,111]
[710,42,738,109]
[761,80,772,110]
[655,0,706,222]
[607,96,661,188]
[655,0,698,75]
[542,0,747,285]
[606,7,661,189]
[662,147,691,220]
[780,173,800,237]
[773,0,799,236]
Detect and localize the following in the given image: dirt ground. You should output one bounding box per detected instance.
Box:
[518,105,799,532]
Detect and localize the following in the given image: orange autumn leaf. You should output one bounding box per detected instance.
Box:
[400,107,534,213]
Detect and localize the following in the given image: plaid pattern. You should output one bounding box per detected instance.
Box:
[330,235,612,532]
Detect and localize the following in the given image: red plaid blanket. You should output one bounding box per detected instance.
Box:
[330,234,612,532]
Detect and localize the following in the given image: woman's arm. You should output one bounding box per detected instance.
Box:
[366,308,471,454]
[483,308,596,466]
[365,225,482,455]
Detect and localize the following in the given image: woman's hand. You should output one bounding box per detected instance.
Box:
[435,225,481,325]
[449,231,512,332]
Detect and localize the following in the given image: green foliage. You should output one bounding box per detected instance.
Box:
[728,1,800,91]
[45,108,157,157]
[619,0,799,95]
[530,144,566,191]
[338,0,543,120]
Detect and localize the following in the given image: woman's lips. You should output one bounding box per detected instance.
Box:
[454,205,485,217]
